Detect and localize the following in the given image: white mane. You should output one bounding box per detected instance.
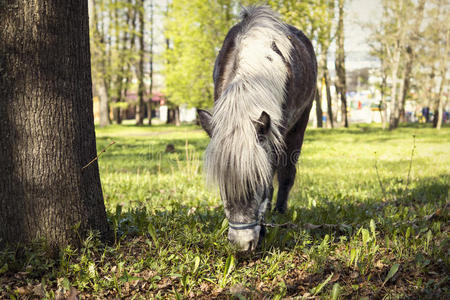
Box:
[204,6,293,202]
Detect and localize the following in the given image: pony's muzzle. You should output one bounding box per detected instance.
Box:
[228,225,261,251]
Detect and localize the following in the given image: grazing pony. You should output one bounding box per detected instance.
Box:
[198,6,317,251]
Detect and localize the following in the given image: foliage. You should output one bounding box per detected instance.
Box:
[163,0,236,109]
[163,0,336,109]
[1,124,449,298]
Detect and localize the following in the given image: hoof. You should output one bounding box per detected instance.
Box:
[274,204,287,214]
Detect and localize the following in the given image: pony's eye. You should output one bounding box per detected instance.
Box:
[258,134,267,143]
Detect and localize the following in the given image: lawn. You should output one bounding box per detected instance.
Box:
[1,123,449,299]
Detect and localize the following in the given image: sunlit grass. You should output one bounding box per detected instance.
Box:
[1,123,448,298]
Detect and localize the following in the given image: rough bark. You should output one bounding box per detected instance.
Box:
[335,0,348,128]
[0,0,111,250]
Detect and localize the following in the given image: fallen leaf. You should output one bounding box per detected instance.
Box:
[16,286,31,295]
[383,263,400,286]
[32,283,45,297]
[67,287,80,300]
[55,288,65,300]
[229,283,246,295]
[330,273,340,283]
[375,260,385,269]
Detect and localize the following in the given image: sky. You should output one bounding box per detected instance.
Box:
[345,0,382,52]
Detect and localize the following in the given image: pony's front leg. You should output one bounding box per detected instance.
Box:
[275,104,311,213]
[275,163,296,213]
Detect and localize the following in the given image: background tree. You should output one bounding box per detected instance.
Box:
[136,0,146,125]
[374,0,418,129]
[424,0,449,129]
[268,0,335,128]
[89,0,112,127]
[334,0,348,127]
[0,0,111,251]
[369,42,389,129]
[398,0,425,123]
[147,0,155,126]
[163,0,235,109]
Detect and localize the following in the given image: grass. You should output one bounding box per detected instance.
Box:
[1,123,449,299]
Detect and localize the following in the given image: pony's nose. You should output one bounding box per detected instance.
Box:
[228,228,260,251]
[228,237,256,251]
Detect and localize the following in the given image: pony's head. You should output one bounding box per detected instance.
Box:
[198,109,276,251]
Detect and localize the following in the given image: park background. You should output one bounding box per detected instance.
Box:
[89,0,448,130]
[0,0,448,299]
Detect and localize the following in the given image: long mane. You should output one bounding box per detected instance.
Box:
[204,6,293,203]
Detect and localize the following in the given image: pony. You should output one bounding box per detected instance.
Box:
[198,6,317,251]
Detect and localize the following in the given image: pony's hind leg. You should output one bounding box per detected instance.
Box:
[275,105,312,213]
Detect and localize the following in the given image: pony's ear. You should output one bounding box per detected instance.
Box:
[197,109,213,137]
[255,111,271,135]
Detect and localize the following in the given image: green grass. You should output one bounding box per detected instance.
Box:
[1,123,449,299]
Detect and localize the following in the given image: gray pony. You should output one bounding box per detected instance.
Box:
[198,6,317,251]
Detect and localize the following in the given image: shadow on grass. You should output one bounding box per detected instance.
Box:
[266,175,448,245]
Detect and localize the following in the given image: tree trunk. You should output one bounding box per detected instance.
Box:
[324,66,334,128]
[388,50,401,130]
[435,69,447,129]
[335,0,348,128]
[0,0,111,251]
[89,0,111,126]
[399,1,425,123]
[399,49,413,123]
[148,0,154,126]
[174,106,181,126]
[380,73,388,129]
[436,95,446,130]
[97,80,111,127]
[436,14,449,129]
[315,88,323,128]
[136,0,146,125]
[112,2,126,125]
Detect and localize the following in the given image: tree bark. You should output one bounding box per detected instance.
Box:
[335,0,348,128]
[0,0,111,250]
